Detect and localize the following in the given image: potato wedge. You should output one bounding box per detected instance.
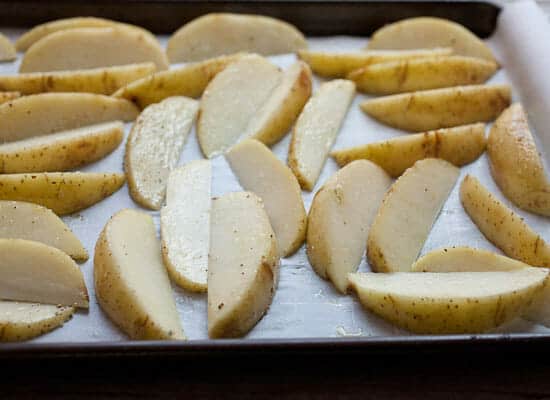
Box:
[94,209,184,340]
[0,172,125,215]
[20,27,169,72]
[0,63,156,95]
[0,121,124,173]
[367,159,459,272]
[331,123,486,177]
[348,268,548,334]
[0,200,87,260]
[0,92,19,104]
[0,239,88,307]
[307,160,392,292]
[198,54,282,158]
[209,192,279,338]
[361,84,510,132]
[167,13,307,63]
[288,79,355,190]
[460,175,550,267]
[0,302,74,342]
[297,48,453,78]
[161,161,211,292]
[226,139,306,257]
[0,93,137,143]
[348,56,498,95]
[367,17,496,62]
[488,103,550,216]
[0,33,16,61]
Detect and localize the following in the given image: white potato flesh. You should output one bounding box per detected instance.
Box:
[367,158,459,272]
[288,79,355,190]
[226,139,306,257]
[0,92,19,104]
[0,239,88,307]
[0,33,15,61]
[161,160,211,292]
[125,97,199,210]
[307,160,392,292]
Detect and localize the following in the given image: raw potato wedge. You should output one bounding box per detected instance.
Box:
[289,79,355,190]
[0,200,87,260]
[0,302,74,342]
[20,27,169,72]
[367,17,496,62]
[0,33,16,61]
[0,121,124,173]
[460,175,550,267]
[0,93,138,143]
[307,160,392,292]
[0,92,19,104]
[209,192,279,338]
[361,84,511,132]
[488,103,550,216]
[297,48,453,78]
[198,54,282,158]
[331,123,486,177]
[114,54,243,109]
[348,56,498,95]
[348,268,548,334]
[0,63,156,95]
[367,159,459,272]
[161,161,211,292]
[94,209,185,340]
[167,13,307,62]
[226,139,307,257]
[0,172,125,215]
[0,239,88,307]
[125,97,199,210]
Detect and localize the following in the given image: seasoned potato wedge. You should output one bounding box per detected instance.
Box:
[94,209,184,340]
[226,139,306,257]
[460,175,550,267]
[209,192,279,338]
[367,17,496,62]
[367,159,459,272]
[307,160,392,292]
[0,172,125,215]
[0,91,19,104]
[0,93,137,143]
[167,13,307,62]
[289,79,355,190]
[161,161,211,292]
[361,84,510,132]
[488,103,550,216]
[348,268,548,333]
[0,33,16,61]
[125,97,199,210]
[20,27,169,72]
[0,200,87,260]
[331,123,486,176]
[0,239,88,307]
[0,121,124,173]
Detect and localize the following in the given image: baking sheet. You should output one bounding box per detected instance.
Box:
[1,0,549,342]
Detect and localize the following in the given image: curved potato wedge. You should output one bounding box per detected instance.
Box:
[167,13,307,62]
[331,123,486,177]
[208,192,279,338]
[488,103,550,216]
[0,33,16,61]
[367,17,496,62]
[0,239,88,307]
[288,79,355,190]
[460,175,550,268]
[361,84,510,132]
[0,200,87,260]
[0,121,124,173]
[20,27,169,72]
[226,139,306,257]
[348,268,548,334]
[125,97,199,210]
[0,91,19,104]
[367,159,459,272]
[0,172,125,215]
[307,160,392,292]
[94,209,184,340]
